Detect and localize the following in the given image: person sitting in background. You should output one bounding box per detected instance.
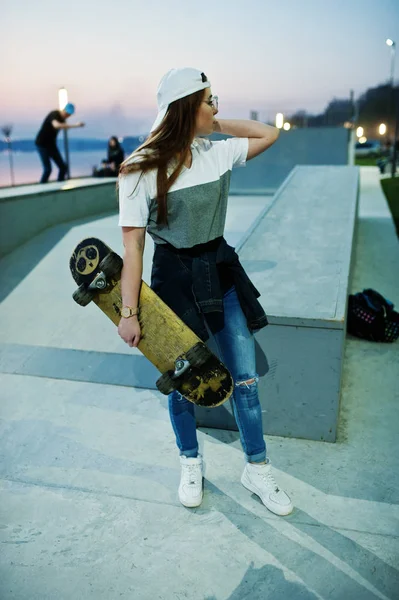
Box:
[93,136,124,177]
[35,103,85,183]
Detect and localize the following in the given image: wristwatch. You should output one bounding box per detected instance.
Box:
[121,306,139,318]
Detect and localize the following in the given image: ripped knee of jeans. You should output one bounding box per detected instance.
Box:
[235,375,259,389]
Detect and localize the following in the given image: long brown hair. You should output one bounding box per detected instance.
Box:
[119,83,207,226]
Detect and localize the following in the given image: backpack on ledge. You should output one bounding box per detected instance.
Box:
[347,288,399,343]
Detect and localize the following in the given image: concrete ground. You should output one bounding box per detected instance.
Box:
[0,169,398,599]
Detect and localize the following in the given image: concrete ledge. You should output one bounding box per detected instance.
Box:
[0,178,117,257]
[197,166,360,442]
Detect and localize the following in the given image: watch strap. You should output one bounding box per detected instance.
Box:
[121,305,140,317]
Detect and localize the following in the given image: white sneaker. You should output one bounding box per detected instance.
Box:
[178,455,203,508]
[241,462,293,516]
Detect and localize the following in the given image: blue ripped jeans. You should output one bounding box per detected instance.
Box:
[168,287,267,463]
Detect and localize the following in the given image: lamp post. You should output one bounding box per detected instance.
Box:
[58,87,70,179]
[356,126,364,138]
[386,39,397,176]
[1,124,15,186]
[275,113,284,129]
[378,123,387,136]
[386,39,396,86]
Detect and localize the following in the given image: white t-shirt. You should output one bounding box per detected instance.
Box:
[118,136,248,248]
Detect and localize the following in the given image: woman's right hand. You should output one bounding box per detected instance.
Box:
[118,316,141,347]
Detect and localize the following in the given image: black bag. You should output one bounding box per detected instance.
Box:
[347,288,399,342]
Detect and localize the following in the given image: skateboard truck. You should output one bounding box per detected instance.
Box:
[173,358,191,378]
[88,271,108,291]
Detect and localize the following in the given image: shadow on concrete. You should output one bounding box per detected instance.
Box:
[292,510,399,599]
[0,211,116,303]
[0,343,158,389]
[202,480,399,600]
[0,419,177,490]
[204,561,318,599]
[255,338,270,377]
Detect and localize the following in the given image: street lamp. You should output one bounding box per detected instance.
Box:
[58,87,68,112]
[378,123,387,136]
[385,39,397,176]
[283,122,291,131]
[58,86,70,179]
[1,124,15,186]
[275,113,284,129]
[386,39,396,84]
[356,126,364,138]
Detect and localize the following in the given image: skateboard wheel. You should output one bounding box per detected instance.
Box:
[72,284,95,306]
[156,371,177,395]
[185,342,212,368]
[98,252,123,278]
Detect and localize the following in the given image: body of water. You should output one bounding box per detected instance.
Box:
[0,150,108,187]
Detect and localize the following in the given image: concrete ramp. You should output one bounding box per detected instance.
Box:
[213,127,350,193]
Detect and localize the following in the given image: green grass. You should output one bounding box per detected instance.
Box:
[381,177,399,237]
[355,157,380,166]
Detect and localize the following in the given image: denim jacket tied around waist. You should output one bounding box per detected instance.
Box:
[150,236,268,341]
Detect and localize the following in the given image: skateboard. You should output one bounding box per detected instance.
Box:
[69,237,233,408]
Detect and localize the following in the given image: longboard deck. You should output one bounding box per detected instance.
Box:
[70,238,233,407]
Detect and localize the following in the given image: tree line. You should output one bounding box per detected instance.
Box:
[288,83,399,135]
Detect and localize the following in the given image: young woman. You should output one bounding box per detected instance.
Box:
[118,68,293,516]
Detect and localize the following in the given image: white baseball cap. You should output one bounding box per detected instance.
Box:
[150,67,211,132]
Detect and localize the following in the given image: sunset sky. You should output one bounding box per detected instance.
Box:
[1,0,399,138]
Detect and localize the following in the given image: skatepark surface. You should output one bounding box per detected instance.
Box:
[1,168,398,599]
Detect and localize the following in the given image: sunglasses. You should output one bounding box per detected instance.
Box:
[204,95,218,110]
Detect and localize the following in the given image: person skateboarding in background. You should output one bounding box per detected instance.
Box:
[117,67,293,515]
[35,103,85,183]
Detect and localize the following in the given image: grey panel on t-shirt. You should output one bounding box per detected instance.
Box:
[147,170,232,249]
